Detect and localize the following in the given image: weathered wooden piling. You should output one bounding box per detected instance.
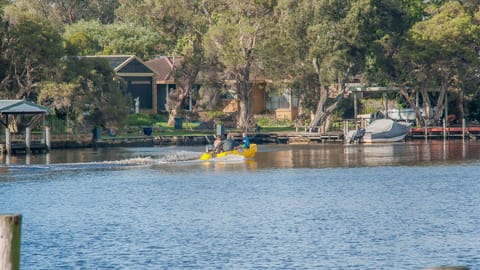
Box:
[5,128,11,155]
[25,127,31,153]
[45,127,51,151]
[0,214,22,270]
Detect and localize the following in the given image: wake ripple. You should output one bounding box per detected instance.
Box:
[0,151,246,173]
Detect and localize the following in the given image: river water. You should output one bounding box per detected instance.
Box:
[1,141,480,269]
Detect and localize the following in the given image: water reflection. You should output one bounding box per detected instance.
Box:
[255,140,480,169]
[2,140,480,169]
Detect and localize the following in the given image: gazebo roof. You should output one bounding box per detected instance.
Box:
[0,99,50,114]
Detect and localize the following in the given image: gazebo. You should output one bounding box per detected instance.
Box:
[0,99,51,154]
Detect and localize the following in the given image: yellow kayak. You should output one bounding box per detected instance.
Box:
[199,144,257,160]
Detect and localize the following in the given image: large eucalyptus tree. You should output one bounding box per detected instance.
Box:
[11,0,118,29]
[203,0,275,130]
[396,1,480,125]
[116,0,223,126]
[263,0,409,131]
[0,6,64,99]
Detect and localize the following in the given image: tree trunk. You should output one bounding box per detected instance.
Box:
[456,91,464,120]
[399,88,424,127]
[308,86,344,131]
[236,84,252,130]
[433,80,448,122]
[420,87,433,125]
[167,90,188,126]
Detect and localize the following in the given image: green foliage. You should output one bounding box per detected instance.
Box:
[64,21,164,58]
[10,0,118,29]
[255,115,292,128]
[2,0,480,133]
[126,113,153,126]
[0,6,64,98]
[206,111,227,120]
[37,57,130,133]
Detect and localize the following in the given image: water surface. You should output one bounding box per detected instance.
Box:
[1,141,480,269]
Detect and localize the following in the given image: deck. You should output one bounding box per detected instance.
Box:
[410,126,480,140]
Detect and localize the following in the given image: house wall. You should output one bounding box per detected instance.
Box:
[274,108,298,121]
[251,86,266,114]
[122,76,155,112]
[156,84,176,112]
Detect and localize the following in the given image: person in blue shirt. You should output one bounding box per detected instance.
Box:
[241,132,250,149]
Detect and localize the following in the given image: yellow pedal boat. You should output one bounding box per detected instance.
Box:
[199,144,257,160]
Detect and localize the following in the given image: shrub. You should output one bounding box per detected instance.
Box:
[255,115,293,127]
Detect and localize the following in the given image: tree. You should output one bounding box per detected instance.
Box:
[38,57,130,133]
[11,0,119,30]
[63,20,164,59]
[204,0,275,130]
[0,6,64,99]
[264,0,407,131]
[122,0,223,126]
[396,2,480,125]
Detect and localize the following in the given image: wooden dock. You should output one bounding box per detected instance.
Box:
[270,132,344,144]
[409,126,480,140]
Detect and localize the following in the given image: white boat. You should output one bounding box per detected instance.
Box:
[346,119,412,143]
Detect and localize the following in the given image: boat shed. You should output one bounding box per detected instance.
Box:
[0,99,51,154]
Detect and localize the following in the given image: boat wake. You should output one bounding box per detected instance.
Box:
[0,151,247,173]
[159,151,204,163]
[208,154,245,162]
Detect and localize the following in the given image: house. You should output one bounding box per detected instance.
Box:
[265,88,299,121]
[86,55,158,114]
[145,56,182,112]
[221,79,267,115]
[146,56,268,115]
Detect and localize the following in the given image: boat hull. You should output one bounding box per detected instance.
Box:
[346,119,411,143]
[362,133,408,143]
[199,144,257,160]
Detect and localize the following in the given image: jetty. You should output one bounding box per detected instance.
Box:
[0,99,50,154]
[409,126,480,140]
[268,132,344,144]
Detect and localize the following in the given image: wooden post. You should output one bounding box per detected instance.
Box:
[424,121,428,141]
[5,128,11,155]
[0,214,22,270]
[353,92,357,120]
[443,118,447,140]
[45,127,51,152]
[25,127,31,153]
[383,92,389,118]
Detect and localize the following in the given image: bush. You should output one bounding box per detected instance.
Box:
[255,115,293,127]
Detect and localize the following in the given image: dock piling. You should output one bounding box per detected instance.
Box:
[5,128,11,155]
[0,214,22,270]
[25,127,31,153]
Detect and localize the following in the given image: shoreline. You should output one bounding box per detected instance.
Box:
[2,129,476,154]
